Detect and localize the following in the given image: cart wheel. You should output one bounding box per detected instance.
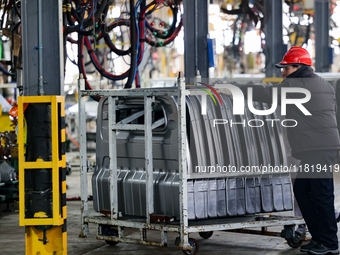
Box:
[199,231,213,239]
[105,240,118,246]
[182,238,199,255]
[286,235,303,248]
[104,228,119,246]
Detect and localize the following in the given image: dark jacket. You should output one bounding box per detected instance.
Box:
[241,66,340,158]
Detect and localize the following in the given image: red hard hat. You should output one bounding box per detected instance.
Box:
[275,46,312,68]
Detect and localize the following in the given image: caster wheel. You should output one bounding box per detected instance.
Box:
[102,226,119,246]
[286,234,303,248]
[182,238,199,255]
[105,240,118,246]
[199,231,213,239]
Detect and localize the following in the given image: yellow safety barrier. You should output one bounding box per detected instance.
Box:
[18,96,67,255]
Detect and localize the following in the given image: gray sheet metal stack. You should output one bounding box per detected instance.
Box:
[79,78,306,252]
[92,88,293,220]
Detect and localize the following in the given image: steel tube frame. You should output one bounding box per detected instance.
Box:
[145,96,154,224]
[78,79,305,250]
[108,96,119,220]
[177,74,190,249]
[79,77,89,237]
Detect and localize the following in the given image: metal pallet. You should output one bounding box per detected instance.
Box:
[78,75,305,254]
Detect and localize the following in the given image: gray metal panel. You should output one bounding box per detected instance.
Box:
[92,90,293,219]
[224,95,244,169]
[191,96,208,167]
[262,103,281,166]
[272,109,288,166]
[133,171,146,216]
[245,176,261,214]
[207,97,225,166]
[91,164,105,212]
[226,177,246,216]
[236,178,246,215]
[250,102,271,166]
[196,95,217,167]
[194,179,208,219]
[218,95,242,168]
[260,175,274,213]
[123,170,136,215]
[96,96,180,171]
[21,0,64,95]
[237,106,259,167]
[187,180,195,220]
[159,172,176,217]
[92,98,109,212]
[272,174,293,212]
[171,173,180,217]
[190,96,209,219]
[272,175,284,211]
[92,166,127,213]
[203,97,226,218]
[207,179,218,218]
[216,179,227,217]
[186,96,206,172]
[281,174,293,210]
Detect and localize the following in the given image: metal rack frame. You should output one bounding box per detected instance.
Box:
[78,76,305,252]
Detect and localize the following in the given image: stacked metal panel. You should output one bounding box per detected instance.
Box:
[92,90,293,220]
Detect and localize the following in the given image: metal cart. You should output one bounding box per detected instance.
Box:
[78,75,305,254]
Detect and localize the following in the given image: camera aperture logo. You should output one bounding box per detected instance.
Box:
[190,83,311,128]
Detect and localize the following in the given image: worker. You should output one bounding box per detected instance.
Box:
[234,46,340,255]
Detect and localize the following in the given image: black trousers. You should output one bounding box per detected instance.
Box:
[293,150,338,249]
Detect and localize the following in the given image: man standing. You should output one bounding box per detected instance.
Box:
[240,46,340,255]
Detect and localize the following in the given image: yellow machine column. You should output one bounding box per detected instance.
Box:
[18,96,67,255]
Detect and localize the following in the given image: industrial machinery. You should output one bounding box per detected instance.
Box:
[0,1,337,254]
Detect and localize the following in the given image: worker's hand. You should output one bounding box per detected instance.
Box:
[216,87,233,98]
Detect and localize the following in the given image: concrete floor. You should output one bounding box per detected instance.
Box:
[1,170,340,255]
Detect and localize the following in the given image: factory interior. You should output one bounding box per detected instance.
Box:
[1,0,340,254]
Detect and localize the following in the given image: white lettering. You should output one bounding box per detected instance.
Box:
[281,88,311,115]
[281,119,298,127]
[248,119,264,127]
[193,84,312,117]
[247,87,278,115]
[213,119,228,127]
